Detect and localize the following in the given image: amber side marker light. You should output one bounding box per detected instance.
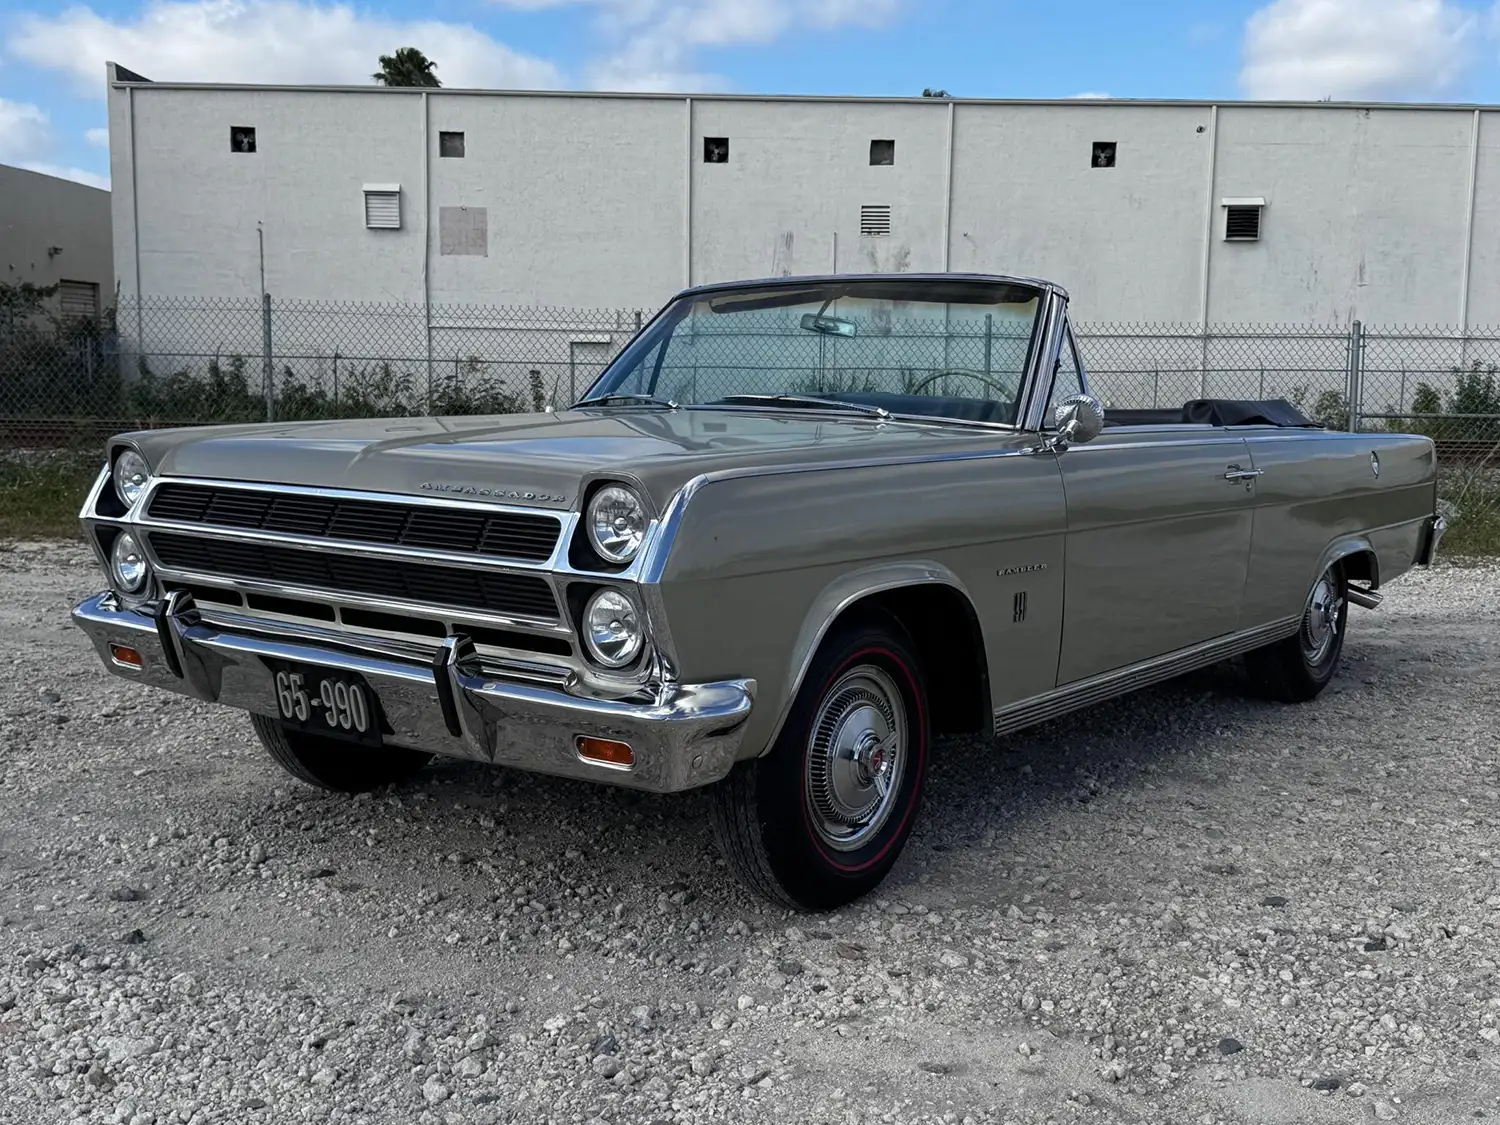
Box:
[109,644,144,669]
[575,736,635,769]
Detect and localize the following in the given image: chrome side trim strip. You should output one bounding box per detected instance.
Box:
[992,615,1300,736]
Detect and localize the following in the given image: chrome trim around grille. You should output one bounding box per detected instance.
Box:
[135,476,574,575]
[150,566,572,634]
[190,603,575,687]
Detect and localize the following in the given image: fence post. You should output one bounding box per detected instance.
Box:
[1346,320,1363,433]
[1197,328,1209,400]
[262,292,274,422]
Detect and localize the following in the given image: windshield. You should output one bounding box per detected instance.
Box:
[580,278,1044,425]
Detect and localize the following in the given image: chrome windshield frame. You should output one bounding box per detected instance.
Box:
[577,273,1065,430]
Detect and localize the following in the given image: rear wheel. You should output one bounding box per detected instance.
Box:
[249,713,432,793]
[709,616,929,911]
[1244,563,1349,702]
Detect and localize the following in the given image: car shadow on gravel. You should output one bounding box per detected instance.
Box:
[392,657,1279,912]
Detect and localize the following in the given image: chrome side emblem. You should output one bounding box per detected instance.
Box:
[420,482,570,504]
[998,563,1047,576]
[1370,452,1380,478]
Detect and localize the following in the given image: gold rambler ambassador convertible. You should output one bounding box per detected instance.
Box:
[74,275,1445,909]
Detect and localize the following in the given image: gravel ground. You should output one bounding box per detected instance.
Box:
[2,541,1499,1125]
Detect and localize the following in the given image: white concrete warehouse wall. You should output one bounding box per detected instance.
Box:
[1208,106,1474,326]
[689,99,949,284]
[426,94,684,308]
[106,78,1500,328]
[948,102,1212,322]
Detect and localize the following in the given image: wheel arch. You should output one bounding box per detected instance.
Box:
[764,563,992,754]
[1316,534,1380,589]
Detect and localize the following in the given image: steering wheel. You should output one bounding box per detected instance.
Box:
[909,369,1017,401]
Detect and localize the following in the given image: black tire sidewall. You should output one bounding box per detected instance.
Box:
[754,619,929,909]
[1300,565,1349,687]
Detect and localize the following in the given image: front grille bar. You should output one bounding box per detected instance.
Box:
[147,531,560,622]
[148,481,563,564]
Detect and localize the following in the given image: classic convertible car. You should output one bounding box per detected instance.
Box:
[73,273,1445,909]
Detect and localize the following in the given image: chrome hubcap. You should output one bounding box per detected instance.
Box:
[1301,570,1344,664]
[805,666,906,852]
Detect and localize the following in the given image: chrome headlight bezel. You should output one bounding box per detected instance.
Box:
[581,586,644,669]
[113,449,152,509]
[585,484,647,565]
[110,530,149,594]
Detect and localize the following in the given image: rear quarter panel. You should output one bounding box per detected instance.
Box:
[655,450,1067,756]
[1241,430,1437,625]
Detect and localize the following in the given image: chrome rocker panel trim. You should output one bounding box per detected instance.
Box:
[72,591,755,794]
[993,615,1301,736]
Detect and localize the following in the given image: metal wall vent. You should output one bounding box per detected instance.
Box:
[363,185,402,230]
[860,204,892,236]
[58,280,100,321]
[1222,197,1265,242]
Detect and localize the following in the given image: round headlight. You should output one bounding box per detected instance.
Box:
[586,485,646,564]
[582,588,643,669]
[111,531,149,593]
[114,450,151,508]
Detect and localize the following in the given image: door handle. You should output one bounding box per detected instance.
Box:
[1224,465,1264,481]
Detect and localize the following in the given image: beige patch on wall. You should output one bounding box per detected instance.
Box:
[440,207,488,256]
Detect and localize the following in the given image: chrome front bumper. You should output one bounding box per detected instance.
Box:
[71,591,755,793]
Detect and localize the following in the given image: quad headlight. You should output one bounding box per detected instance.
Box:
[114,449,151,509]
[111,531,149,593]
[586,485,646,565]
[581,587,643,668]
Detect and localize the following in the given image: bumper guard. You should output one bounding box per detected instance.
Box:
[72,591,755,793]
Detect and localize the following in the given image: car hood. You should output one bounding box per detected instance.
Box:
[128,409,1012,511]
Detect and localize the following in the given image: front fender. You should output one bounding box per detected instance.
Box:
[763,560,982,754]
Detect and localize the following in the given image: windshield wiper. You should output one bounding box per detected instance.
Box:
[714,393,890,420]
[581,392,679,409]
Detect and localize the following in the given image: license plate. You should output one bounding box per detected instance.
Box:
[264,659,382,745]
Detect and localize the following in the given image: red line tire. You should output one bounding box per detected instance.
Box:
[710,614,929,911]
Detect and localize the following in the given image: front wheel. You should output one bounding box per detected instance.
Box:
[709,616,929,911]
[1244,563,1349,702]
[249,713,432,792]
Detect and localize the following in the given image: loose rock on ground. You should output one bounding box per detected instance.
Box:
[2,540,1499,1123]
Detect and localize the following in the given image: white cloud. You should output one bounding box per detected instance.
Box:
[1071,92,1111,99]
[493,0,902,91]
[0,97,52,161]
[1239,0,1476,100]
[0,99,110,188]
[85,126,109,147]
[8,0,564,97]
[18,162,110,189]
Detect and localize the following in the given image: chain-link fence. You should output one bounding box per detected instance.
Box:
[3,297,1497,551]
[0,297,651,445]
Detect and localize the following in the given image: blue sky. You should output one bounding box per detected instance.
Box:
[2,0,1497,190]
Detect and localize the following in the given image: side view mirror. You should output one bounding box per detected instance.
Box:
[1052,393,1105,450]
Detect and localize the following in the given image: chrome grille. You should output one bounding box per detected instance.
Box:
[148,483,562,563]
[147,531,559,621]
